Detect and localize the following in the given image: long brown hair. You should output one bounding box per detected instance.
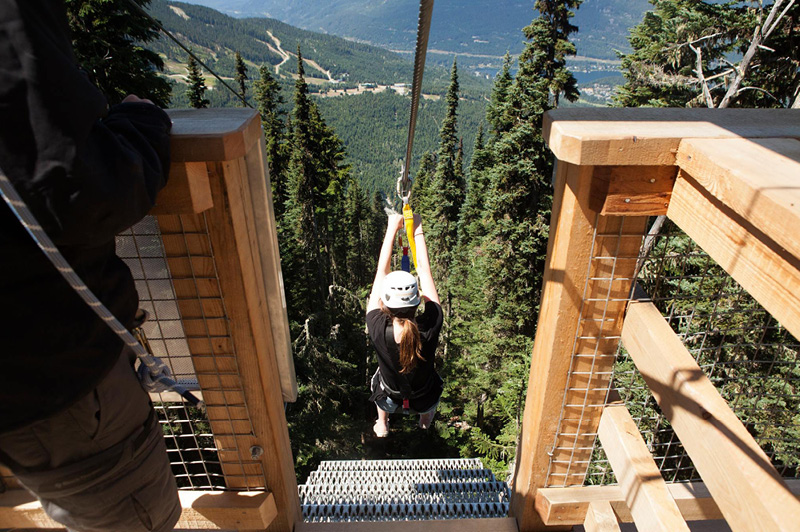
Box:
[380,302,423,373]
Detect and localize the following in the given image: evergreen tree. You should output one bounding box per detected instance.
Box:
[185,55,209,109]
[614,0,738,107]
[615,1,799,109]
[449,0,582,473]
[409,151,436,216]
[426,59,466,337]
[234,51,248,106]
[253,65,287,215]
[66,0,171,106]
[486,53,515,139]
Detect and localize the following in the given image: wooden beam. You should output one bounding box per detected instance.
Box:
[295,518,519,532]
[543,108,800,166]
[0,489,276,530]
[597,404,689,532]
[622,292,800,531]
[676,137,800,261]
[535,479,800,526]
[151,161,213,215]
[167,108,263,163]
[583,501,621,532]
[589,166,676,215]
[667,172,800,340]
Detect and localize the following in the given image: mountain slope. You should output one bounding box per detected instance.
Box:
[179,0,652,60]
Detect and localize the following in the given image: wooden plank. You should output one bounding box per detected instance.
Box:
[667,172,800,340]
[0,489,275,530]
[241,130,297,403]
[536,479,800,525]
[295,518,519,532]
[590,166,677,215]
[151,161,213,215]
[676,137,800,261]
[597,404,689,532]
[206,159,300,529]
[543,108,800,166]
[584,501,621,532]
[621,293,800,531]
[166,108,263,163]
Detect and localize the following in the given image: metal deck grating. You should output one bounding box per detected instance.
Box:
[299,459,510,522]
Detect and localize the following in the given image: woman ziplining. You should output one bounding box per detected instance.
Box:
[366,213,443,438]
[364,0,438,439]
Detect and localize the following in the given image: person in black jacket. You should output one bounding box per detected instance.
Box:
[366,213,443,438]
[0,1,180,530]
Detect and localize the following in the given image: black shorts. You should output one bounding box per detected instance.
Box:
[0,348,180,532]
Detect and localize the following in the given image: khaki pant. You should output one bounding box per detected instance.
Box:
[0,349,180,532]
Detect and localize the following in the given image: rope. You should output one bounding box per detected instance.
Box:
[123,0,253,109]
[0,170,205,410]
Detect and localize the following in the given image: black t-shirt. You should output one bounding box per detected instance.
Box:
[366,301,444,412]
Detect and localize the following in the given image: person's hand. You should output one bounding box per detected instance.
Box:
[388,213,404,232]
[412,213,423,235]
[122,94,155,106]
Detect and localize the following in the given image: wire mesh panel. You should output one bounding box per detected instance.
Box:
[544,215,649,487]
[118,216,196,386]
[116,214,271,490]
[585,219,800,485]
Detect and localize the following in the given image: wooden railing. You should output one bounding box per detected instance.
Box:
[510,108,800,531]
[1,109,299,532]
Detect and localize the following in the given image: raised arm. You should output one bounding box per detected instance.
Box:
[367,214,404,312]
[412,214,440,304]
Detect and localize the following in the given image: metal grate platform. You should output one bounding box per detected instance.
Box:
[299,459,510,522]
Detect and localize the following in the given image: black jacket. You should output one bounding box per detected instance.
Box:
[0,0,171,432]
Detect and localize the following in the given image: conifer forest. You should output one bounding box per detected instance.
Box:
[66,0,800,483]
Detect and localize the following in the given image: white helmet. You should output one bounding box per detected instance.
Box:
[382,271,420,309]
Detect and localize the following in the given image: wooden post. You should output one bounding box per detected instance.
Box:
[597,405,689,532]
[158,109,300,531]
[583,501,621,532]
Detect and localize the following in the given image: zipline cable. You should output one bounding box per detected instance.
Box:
[122,0,253,108]
[397,0,435,203]
[396,0,435,270]
[0,170,205,410]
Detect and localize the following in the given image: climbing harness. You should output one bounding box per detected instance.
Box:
[394,0,434,271]
[0,169,204,410]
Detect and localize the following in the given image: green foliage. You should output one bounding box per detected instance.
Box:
[234,51,248,105]
[615,1,800,108]
[66,0,172,106]
[185,55,210,108]
[442,0,582,477]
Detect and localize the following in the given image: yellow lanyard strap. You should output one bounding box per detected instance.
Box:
[403,203,417,269]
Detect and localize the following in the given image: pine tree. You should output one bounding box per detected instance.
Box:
[234,51,248,106]
[425,59,466,331]
[409,151,436,216]
[185,55,209,109]
[486,53,515,139]
[614,0,737,107]
[253,65,287,214]
[66,0,171,106]
[449,0,583,473]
